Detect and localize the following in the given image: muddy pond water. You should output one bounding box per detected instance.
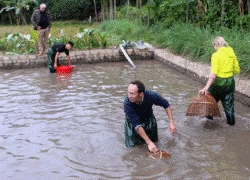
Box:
[0,60,250,180]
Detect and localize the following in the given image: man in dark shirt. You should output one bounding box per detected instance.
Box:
[124,80,177,152]
[47,41,75,73]
[31,3,51,56]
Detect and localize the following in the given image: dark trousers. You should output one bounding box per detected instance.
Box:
[209,77,235,125]
[47,48,60,73]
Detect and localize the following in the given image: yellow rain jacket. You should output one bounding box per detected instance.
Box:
[211,46,240,78]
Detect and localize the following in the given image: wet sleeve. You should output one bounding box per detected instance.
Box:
[124,98,142,130]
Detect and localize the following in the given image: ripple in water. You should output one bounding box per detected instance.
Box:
[0,60,250,179]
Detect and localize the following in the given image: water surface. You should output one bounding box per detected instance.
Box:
[0,60,250,179]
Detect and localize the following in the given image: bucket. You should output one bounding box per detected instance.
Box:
[56,65,72,73]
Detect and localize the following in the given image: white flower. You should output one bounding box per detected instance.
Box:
[60,29,64,36]
[75,32,84,38]
[20,33,31,41]
[6,34,13,41]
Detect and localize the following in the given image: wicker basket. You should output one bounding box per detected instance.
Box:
[147,150,171,160]
[186,93,221,117]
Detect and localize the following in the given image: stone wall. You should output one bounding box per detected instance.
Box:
[0,48,154,69]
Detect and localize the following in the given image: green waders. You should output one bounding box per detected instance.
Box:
[209,76,236,125]
[125,115,158,147]
[48,48,60,73]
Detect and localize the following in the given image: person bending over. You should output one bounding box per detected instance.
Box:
[124,80,176,152]
[47,41,75,73]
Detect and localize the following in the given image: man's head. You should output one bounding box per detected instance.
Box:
[127,80,145,103]
[66,41,74,50]
[40,3,46,12]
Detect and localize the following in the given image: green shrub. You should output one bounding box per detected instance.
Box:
[1,33,36,54]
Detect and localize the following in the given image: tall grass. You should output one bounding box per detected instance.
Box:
[99,20,250,73]
[154,23,213,62]
[99,20,148,45]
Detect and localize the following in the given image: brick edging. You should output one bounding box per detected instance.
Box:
[0,48,154,69]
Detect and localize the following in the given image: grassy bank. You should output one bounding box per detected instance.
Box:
[0,21,86,39]
[0,21,106,54]
[0,20,250,73]
[99,20,250,74]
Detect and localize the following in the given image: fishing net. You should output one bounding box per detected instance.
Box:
[186,93,221,117]
[147,150,171,160]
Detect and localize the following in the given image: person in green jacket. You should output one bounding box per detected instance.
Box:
[199,36,240,126]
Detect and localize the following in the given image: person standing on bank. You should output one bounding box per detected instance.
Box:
[31,3,51,56]
[199,36,240,126]
[47,42,75,73]
[124,80,177,152]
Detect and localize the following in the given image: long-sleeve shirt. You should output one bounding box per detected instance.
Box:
[124,90,170,130]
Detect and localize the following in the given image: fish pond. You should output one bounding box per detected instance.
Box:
[0,60,250,179]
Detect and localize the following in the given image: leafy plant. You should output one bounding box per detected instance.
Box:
[74,28,107,49]
[30,29,38,44]
[1,32,36,54]
[0,0,39,25]
[96,32,107,48]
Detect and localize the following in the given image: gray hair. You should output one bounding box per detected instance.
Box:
[40,3,46,8]
[213,36,229,47]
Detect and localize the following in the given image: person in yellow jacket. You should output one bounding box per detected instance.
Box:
[199,36,240,125]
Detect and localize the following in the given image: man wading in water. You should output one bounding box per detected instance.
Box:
[47,41,75,73]
[124,80,177,152]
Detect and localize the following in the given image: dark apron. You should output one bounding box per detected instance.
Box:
[209,76,235,125]
[125,115,158,147]
[48,48,60,73]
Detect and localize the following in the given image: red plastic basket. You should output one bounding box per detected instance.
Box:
[56,65,72,73]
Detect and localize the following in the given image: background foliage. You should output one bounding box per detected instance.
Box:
[1,1,249,30]
[0,0,250,73]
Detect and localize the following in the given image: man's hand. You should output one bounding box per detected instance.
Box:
[147,141,158,152]
[54,64,57,69]
[37,26,41,30]
[169,122,176,136]
[165,107,177,136]
[137,126,158,152]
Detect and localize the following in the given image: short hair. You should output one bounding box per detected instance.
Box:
[130,80,145,93]
[67,41,74,47]
[213,36,228,48]
[40,3,46,8]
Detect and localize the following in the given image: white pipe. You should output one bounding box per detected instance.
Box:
[119,44,136,68]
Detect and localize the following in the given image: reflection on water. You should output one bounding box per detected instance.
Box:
[0,60,250,179]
